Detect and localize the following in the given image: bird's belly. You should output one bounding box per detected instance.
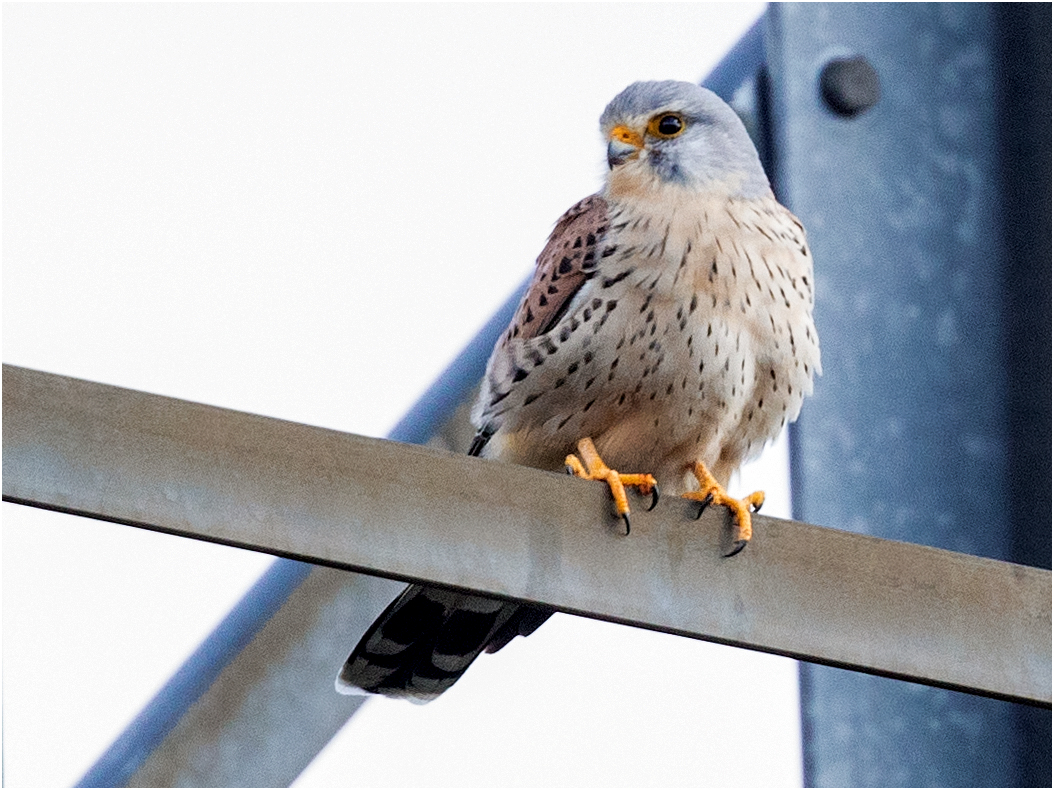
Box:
[490,288,800,492]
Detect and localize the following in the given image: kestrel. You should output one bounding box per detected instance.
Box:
[338,80,819,702]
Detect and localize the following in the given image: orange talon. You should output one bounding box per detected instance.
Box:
[565,438,658,534]
[683,460,764,556]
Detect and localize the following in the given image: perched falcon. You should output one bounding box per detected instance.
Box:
[338,80,820,702]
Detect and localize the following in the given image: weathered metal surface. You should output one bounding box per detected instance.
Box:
[5,363,1050,711]
[766,3,1052,785]
[71,277,527,788]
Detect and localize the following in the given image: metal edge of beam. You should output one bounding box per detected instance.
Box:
[5,363,1051,711]
[39,26,770,785]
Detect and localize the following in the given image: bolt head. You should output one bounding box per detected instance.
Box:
[820,56,881,117]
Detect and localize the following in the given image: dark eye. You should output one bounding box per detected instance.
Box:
[654,114,684,137]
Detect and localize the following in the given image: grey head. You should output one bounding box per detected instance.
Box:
[599,80,770,198]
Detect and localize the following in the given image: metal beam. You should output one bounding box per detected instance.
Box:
[72,279,525,788]
[5,364,1050,710]
[765,3,1052,785]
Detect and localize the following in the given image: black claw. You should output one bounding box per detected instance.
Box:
[622,513,631,535]
[724,539,748,558]
[565,464,575,476]
[647,484,660,511]
[694,493,714,520]
[752,501,763,513]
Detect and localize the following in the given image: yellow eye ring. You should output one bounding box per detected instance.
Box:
[647,112,686,139]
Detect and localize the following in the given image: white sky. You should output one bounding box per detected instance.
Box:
[3,3,805,786]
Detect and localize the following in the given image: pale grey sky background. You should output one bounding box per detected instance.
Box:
[3,3,805,785]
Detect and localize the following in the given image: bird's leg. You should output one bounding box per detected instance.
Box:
[683,461,764,556]
[565,437,658,534]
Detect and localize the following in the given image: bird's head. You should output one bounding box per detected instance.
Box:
[599,80,770,199]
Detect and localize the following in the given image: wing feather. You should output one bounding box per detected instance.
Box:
[513,194,610,341]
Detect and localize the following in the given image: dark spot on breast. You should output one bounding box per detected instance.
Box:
[583,398,596,412]
[523,393,541,406]
[512,367,529,382]
[559,257,573,274]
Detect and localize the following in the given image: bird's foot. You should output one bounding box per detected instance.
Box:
[565,437,658,535]
[683,461,764,556]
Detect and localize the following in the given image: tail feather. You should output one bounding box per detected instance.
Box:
[336,429,554,702]
[338,585,531,702]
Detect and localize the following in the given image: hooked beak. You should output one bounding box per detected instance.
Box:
[607,125,644,168]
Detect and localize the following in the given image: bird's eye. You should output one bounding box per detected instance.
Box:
[649,113,685,138]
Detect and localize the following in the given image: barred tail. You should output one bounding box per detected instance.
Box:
[337,585,551,703]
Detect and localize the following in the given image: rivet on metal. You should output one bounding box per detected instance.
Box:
[820,56,881,117]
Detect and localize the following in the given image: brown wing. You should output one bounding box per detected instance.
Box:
[471,195,613,446]
[508,194,611,342]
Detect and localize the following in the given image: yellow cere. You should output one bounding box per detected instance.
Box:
[608,124,645,149]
